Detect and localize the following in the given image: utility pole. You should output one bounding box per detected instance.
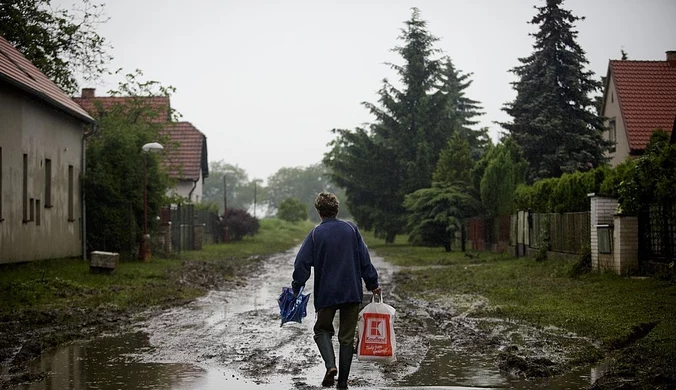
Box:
[223,174,229,242]
[253,179,262,218]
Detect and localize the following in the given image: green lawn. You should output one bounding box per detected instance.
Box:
[0,219,314,315]
[363,231,676,384]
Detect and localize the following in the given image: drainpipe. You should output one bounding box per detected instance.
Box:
[81,122,98,261]
[188,179,198,202]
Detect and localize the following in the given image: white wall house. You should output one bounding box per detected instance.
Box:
[161,122,209,203]
[0,36,96,263]
[601,51,676,166]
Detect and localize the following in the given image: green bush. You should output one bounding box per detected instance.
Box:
[276,198,308,223]
[618,130,676,214]
[569,247,592,277]
[514,165,630,213]
[224,209,259,241]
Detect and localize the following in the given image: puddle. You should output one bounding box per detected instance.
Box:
[9,247,608,389]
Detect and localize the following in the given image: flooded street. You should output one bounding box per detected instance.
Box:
[11,247,604,389]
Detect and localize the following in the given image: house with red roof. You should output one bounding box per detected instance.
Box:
[161,122,209,202]
[0,35,96,264]
[601,51,676,166]
[73,89,209,203]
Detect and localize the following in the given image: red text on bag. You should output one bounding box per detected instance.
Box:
[359,313,393,357]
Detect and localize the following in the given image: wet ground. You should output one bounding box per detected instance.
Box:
[9,247,606,389]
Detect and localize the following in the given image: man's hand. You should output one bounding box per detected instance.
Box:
[371,286,382,295]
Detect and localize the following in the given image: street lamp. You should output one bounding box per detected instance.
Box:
[140,142,164,261]
[222,170,234,243]
[252,179,262,218]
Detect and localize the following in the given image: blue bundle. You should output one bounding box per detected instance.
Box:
[278,286,310,326]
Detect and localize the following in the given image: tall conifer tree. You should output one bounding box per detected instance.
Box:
[501,0,610,181]
[325,8,485,243]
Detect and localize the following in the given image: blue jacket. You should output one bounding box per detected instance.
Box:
[292,218,379,310]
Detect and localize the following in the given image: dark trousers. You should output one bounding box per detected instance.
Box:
[314,302,360,346]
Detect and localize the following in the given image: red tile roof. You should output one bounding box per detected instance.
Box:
[160,122,209,181]
[608,60,676,151]
[73,92,171,123]
[0,35,94,123]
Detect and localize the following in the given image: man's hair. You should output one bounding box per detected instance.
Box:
[314,192,339,219]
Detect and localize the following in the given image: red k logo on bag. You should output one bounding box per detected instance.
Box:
[359,313,393,357]
[357,293,396,363]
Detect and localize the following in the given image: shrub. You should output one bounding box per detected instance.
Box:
[569,247,592,277]
[277,198,307,223]
[223,209,259,241]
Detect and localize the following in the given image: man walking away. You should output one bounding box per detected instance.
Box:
[292,192,381,389]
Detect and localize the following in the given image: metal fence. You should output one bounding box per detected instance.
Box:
[639,203,676,264]
[159,204,221,253]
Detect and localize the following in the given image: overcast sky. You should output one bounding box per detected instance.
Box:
[61,0,676,182]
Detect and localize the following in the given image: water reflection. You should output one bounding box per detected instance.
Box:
[13,332,208,390]
[13,330,605,390]
[399,338,599,390]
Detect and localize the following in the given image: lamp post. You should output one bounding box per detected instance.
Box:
[252,179,262,218]
[140,142,164,261]
[223,172,231,242]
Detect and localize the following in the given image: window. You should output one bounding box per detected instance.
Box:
[608,119,617,153]
[45,158,52,207]
[23,154,28,222]
[598,226,612,254]
[29,198,34,222]
[68,165,74,221]
[36,199,41,226]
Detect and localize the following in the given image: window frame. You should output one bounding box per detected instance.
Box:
[23,153,28,223]
[68,165,75,221]
[45,158,53,208]
[608,118,617,153]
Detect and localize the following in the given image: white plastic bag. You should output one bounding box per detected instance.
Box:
[357,293,396,363]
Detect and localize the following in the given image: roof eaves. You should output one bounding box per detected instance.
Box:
[0,74,95,125]
[600,62,612,118]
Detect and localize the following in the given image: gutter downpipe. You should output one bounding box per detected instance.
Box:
[81,122,98,261]
[188,179,198,202]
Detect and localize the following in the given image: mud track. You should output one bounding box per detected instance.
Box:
[130,247,601,388]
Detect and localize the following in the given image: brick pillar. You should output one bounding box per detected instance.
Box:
[614,214,639,274]
[589,194,619,271]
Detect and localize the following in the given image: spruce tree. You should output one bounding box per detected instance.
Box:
[501,0,610,181]
[364,7,444,193]
[326,8,446,242]
[325,8,487,243]
[436,58,489,160]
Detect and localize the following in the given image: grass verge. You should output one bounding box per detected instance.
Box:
[363,231,676,387]
[0,218,313,381]
[0,219,313,315]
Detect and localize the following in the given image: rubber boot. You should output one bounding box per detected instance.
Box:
[314,334,337,387]
[336,344,353,389]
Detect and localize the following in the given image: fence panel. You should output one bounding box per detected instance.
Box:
[529,212,589,254]
[639,203,676,263]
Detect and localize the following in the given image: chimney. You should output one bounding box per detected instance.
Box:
[81,88,95,98]
[667,51,676,67]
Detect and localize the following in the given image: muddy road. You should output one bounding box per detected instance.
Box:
[11,247,604,389]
